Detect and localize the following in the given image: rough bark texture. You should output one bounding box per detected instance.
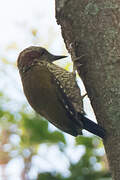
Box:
[55,0,120,180]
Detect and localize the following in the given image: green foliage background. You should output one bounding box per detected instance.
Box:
[0,87,111,179]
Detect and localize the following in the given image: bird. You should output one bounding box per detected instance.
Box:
[17,46,105,138]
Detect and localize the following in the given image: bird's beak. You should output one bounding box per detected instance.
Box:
[50,55,67,62]
[54,55,67,60]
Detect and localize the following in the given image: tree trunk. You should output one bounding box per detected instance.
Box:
[55,1,120,179]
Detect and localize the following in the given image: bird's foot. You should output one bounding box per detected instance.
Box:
[82,93,87,100]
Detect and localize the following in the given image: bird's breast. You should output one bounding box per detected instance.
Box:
[20,65,78,136]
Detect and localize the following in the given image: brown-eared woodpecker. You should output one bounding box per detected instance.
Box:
[17,46,105,138]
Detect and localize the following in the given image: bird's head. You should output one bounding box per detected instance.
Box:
[17,46,67,73]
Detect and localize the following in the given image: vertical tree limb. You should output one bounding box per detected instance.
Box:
[55,1,120,179]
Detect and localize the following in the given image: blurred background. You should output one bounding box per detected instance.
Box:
[0,0,111,179]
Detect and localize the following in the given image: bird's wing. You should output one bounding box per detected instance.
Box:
[47,63,84,114]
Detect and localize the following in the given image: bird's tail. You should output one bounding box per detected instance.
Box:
[80,114,106,139]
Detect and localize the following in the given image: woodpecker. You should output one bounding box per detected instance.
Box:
[17,46,105,138]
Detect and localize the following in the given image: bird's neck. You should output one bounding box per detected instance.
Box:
[19,59,43,74]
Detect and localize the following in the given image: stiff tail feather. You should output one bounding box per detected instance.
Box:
[80,114,106,139]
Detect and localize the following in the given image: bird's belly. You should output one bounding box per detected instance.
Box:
[21,66,78,136]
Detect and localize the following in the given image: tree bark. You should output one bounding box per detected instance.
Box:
[55,0,120,180]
